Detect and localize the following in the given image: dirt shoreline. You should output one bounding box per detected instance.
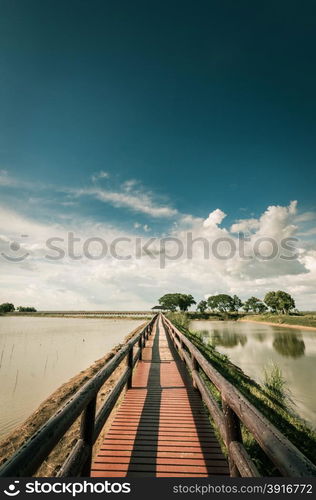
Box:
[240,318,316,331]
[0,322,146,476]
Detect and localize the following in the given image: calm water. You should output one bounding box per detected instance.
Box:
[190,320,316,428]
[0,317,144,438]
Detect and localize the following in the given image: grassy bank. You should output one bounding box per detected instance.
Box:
[241,313,316,329]
[167,312,316,475]
[187,311,244,321]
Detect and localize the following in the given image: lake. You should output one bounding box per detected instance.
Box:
[0,316,144,439]
[191,320,316,428]
[1,317,315,440]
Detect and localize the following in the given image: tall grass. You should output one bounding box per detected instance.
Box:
[263,362,291,410]
[167,311,190,329]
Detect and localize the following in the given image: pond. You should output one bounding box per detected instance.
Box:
[0,316,144,439]
[190,320,316,428]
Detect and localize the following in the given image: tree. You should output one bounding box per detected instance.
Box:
[197,300,208,313]
[0,303,15,313]
[264,291,295,314]
[207,294,235,312]
[264,291,278,313]
[158,293,196,312]
[243,297,267,314]
[256,302,268,313]
[17,306,37,312]
[207,296,217,311]
[276,291,295,314]
[178,294,196,311]
[158,294,178,311]
[232,295,243,311]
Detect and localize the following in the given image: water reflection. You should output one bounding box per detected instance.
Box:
[212,329,247,348]
[199,329,247,348]
[254,332,267,343]
[190,320,316,427]
[273,332,305,359]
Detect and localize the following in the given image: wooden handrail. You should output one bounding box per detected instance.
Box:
[0,315,158,477]
[161,313,316,478]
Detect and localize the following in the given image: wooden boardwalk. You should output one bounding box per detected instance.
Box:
[91,317,229,477]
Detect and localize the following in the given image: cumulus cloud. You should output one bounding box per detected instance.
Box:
[203,209,226,228]
[0,200,315,310]
[230,201,305,278]
[231,218,260,233]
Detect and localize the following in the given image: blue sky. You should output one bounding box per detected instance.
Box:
[1,1,316,309]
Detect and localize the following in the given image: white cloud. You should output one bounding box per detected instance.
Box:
[133,222,150,232]
[231,218,260,233]
[298,227,316,237]
[72,187,178,218]
[91,170,109,182]
[1,169,178,220]
[0,170,17,187]
[295,211,316,223]
[122,180,138,192]
[203,209,226,228]
[0,201,316,310]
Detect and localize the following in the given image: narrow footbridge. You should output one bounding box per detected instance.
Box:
[1,314,315,478]
[91,315,228,477]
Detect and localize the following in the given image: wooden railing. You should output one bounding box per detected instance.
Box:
[0,315,158,477]
[161,314,316,478]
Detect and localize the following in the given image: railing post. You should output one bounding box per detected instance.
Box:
[179,338,184,360]
[138,336,143,360]
[191,355,198,389]
[222,400,242,477]
[80,396,97,476]
[127,346,133,388]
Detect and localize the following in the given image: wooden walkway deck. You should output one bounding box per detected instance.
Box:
[91,317,229,477]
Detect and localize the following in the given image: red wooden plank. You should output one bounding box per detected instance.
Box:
[92,462,229,473]
[99,441,223,456]
[102,439,220,447]
[97,450,225,459]
[94,456,227,466]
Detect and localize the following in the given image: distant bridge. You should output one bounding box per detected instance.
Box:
[10,310,155,317]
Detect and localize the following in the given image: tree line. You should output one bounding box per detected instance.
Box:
[154,290,296,314]
[0,303,37,313]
